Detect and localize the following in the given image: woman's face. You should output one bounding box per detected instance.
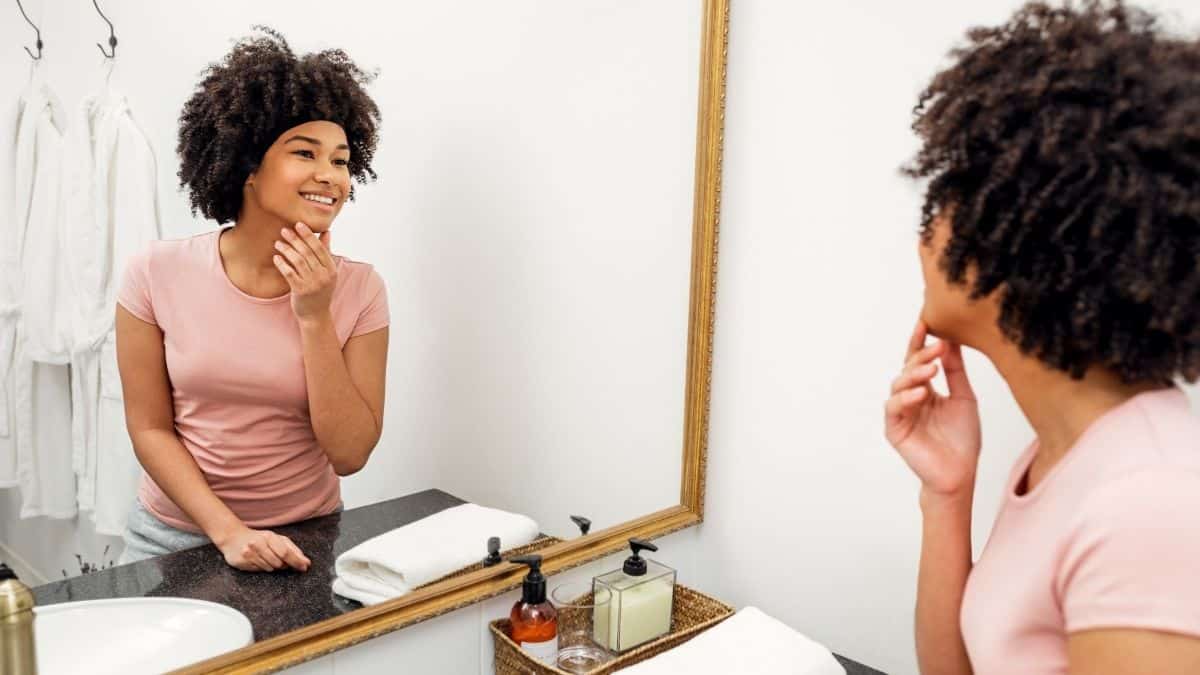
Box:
[243,120,351,233]
[918,208,993,344]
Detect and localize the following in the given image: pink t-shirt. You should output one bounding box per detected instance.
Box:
[961,387,1200,674]
[117,227,389,533]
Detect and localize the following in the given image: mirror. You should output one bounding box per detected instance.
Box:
[0,0,725,670]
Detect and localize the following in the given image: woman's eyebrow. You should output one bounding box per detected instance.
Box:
[285,135,350,151]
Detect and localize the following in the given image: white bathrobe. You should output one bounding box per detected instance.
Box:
[60,90,160,535]
[6,79,76,519]
[0,82,26,489]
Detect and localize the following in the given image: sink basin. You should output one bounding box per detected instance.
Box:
[34,597,253,675]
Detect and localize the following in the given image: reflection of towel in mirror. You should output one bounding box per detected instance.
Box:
[331,503,540,605]
[619,607,846,675]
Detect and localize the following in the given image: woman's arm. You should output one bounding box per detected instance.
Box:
[116,306,310,572]
[885,320,981,675]
[297,317,388,475]
[916,490,975,675]
[1069,630,1200,675]
[274,223,388,476]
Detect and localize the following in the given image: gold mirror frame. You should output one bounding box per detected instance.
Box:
[180,1,728,671]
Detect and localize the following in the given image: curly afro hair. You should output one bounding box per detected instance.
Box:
[177,26,381,225]
[905,0,1200,384]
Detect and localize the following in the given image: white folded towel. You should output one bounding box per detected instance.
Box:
[619,607,846,675]
[331,503,539,605]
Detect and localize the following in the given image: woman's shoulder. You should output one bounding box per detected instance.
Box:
[124,230,217,287]
[138,229,219,265]
[1077,390,1200,523]
[334,253,376,271]
[332,256,387,328]
[335,255,385,289]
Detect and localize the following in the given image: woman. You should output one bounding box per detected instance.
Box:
[115,28,388,573]
[886,2,1200,673]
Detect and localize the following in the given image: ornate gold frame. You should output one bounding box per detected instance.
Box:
[178,1,728,671]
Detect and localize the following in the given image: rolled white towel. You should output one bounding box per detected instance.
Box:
[619,607,846,675]
[332,503,539,605]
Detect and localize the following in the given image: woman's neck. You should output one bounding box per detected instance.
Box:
[980,334,1164,485]
[220,207,291,295]
[227,204,291,270]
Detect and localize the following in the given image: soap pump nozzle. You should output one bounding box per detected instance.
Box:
[570,515,591,536]
[623,538,658,576]
[510,554,547,605]
[482,536,502,567]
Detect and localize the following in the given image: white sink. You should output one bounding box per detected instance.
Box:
[34,597,253,675]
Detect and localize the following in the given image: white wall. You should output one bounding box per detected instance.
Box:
[691,2,1200,674]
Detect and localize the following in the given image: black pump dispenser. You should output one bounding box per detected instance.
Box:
[623,538,658,576]
[510,555,547,604]
[0,563,15,580]
[482,536,502,566]
[570,515,591,536]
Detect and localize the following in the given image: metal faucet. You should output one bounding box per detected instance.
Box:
[0,563,37,675]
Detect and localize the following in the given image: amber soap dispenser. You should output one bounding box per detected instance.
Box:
[509,554,558,666]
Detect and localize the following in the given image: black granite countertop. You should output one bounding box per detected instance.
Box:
[836,654,887,675]
[32,488,886,673]
[33,489,468,640]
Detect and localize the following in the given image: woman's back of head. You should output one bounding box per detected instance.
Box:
[905,0,1200,385]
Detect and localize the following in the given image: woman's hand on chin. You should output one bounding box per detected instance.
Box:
[885,318,982,499]
[274,221,337,324]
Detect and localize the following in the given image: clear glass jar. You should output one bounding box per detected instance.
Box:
[592,558,675,652]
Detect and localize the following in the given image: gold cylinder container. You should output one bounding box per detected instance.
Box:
[0,564,37,675]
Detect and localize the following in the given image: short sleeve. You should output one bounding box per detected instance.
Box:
[350,266,389,337]
[116,245,156,325]
[1058,469,1200,636]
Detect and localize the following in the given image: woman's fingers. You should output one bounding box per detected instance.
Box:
[941,342,977,401]
[277,535,311,571]
[284,223,330,270]
[905,339,947,370]
[892,362,938,394]
[904,318,928,364]
[885,385,928,423]
[884,386,926,446]
[265,533,310,571]
[239,552,271,573]
[292,223,335,270]
[252,539,285,570]
[274,237,312,274]
[263,535,297,571]
[888,326,941,437]
[273,255,298,284]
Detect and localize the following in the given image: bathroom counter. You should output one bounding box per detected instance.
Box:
[836,655,886,675]
[32,488,468,640]
[31,489,886,673]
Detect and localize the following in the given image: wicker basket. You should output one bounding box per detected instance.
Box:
[490,584,734,675]
[416,536,563,590]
